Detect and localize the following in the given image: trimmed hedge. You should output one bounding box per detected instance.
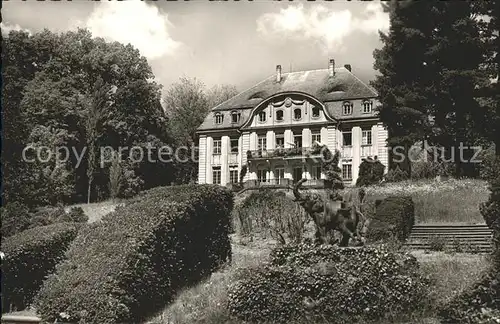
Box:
[356,158,385,186]
[34,184,233,323]
[228,244,429,323]
[1,222,81,312]
[366,196,415,243]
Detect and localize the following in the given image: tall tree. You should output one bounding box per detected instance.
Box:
[163,78,238,184]
[85,77,111,203]
[371,1,433,176]
[5,28,173,206]
[372,1,492,177]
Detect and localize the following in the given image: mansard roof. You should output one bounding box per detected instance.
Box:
[197,66,378,132]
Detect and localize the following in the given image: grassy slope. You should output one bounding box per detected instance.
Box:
[358,178,489,224]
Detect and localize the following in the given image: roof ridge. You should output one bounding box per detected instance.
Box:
[211,74,275,111]
[344,68,378,96]
[281,66,347,75]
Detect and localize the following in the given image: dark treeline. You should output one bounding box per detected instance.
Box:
[1,28,237,208]
[372,1,499,178]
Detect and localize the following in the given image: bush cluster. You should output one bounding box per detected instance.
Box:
[438,270,500,324]
[384,166,409,183]
[34,184,233,323]
[366,196,415,243]
[228,244,429,323]
[356,158,385,186]
[1,204,88,238]
[232,189,308,243]
[1,222,81,312]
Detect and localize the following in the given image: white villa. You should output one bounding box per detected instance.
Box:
[196,59,389,189]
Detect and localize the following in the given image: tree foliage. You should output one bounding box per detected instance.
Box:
[2,28,173,206]
[372,1,495,177]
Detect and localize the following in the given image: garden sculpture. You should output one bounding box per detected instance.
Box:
[291,178,366,246]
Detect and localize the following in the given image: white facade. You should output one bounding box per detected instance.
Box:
[197,94,389,186]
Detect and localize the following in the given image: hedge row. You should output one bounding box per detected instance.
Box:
[366,196,415,243]
[228,244,429,323]
[1,203,88,238]
[34,184,233,323]
[1,222,82,312]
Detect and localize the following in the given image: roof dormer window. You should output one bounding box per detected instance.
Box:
[342,101,353,115]
[231,111,240,123]
[363,100,373,113]
[214,112,223,125]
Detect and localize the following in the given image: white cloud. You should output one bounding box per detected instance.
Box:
[84,1,181,60]
[256,4,389,52]
[1,22,32,36]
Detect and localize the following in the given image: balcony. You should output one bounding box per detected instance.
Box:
[246,146,323,161]
[236,178,328,191]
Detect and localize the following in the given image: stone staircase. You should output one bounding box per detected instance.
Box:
[404,224,494,253]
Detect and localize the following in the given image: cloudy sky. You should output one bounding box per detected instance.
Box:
[2,0,389,91]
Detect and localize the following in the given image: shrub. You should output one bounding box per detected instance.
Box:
[366,196,415,243]
[0,202,32,238]
[428,235,446,252]
[385,166,409,183]
[438,270,500,324]
[232,190,308,242]
[228,244,429,323]
[1,222,81,312]
[64,207,88,223]
[356,158,385,186]
[34,184,233,323]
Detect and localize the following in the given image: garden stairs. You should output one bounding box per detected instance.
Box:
[404,224,494,253]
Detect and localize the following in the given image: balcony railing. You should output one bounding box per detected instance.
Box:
[247,146,323,160]
[237,178,327,190]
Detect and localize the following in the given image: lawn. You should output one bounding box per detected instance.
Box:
[146,237,493,324]
[361,178,489,224]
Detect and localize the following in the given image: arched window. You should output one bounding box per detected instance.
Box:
[214,112,223,124]
[276,109,284,121]
[231,111,240,123]
[258,111,266,122]
[362,100,373,113]
[312,106,320,118]
[293,108,302,120]
[342,102,353,115]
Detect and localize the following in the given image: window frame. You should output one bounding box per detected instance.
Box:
[311,131,321,144]
[342,131,352,147]
[212,166,222,185]
[342,101,353,115]
[275,109,284,121]
[294,134,303,148]
[258,135,267,152]
[362,100,373,114]
[214,112,224,125]
[258,110,267,123]
[230,138,239,154]
[311,106,320,118]
[342,164,352,180]
[293,108,302,120]
[275,133,285,149]
[362,129,372,146]
[213,139,222,155]
[231,111,240,124]
[229,166,239,184]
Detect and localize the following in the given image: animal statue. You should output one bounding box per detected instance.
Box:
[290,178,367,246]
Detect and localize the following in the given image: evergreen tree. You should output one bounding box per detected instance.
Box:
[371,1,433,176]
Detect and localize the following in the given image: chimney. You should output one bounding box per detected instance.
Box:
[344,64,352,72]
[328,59,335,77]
[276,65,282,82]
